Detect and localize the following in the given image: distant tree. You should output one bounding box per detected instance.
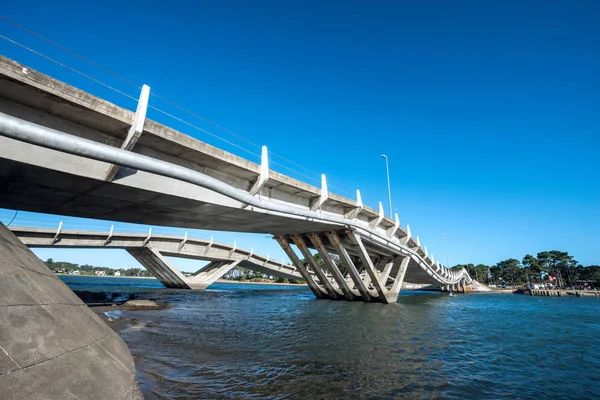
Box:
[496,258,522,285]
[474,264,491,284]
[522,254,541,281]
[537,251,578,287]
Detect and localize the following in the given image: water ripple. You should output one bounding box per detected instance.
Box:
[116,285,600,399]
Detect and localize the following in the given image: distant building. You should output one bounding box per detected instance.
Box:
[113,271,121,277]
[71,270,80,275]
[95,270,106,276]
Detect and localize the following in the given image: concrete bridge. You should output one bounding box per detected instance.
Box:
[10,226,302,290]
[0,55,471,303]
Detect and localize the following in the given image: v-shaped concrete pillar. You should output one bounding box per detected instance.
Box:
[128,247,245,290]
[127,247,191,289]
[187,259,242,289]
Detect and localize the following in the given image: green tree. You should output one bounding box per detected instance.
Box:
[537,251,578,287]
[522,254,541,281]
[496,258,522,285]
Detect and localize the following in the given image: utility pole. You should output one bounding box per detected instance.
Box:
[381,154,392,217]
[442,233,450,269]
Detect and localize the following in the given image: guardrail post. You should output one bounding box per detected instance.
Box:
[105,84,150,181]
[345,190,364,219]
[248,146,270,196]
[142,227,151,246]
[311,174,328,211]
[178,230,188,251]
[104,225,114,246]
[369,202,385,229]
[51,221,63,244]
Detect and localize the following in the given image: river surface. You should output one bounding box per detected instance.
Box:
[60,276,600,399]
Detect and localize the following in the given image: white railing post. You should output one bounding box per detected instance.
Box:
[311,174,329,211]
[142,227,152,246]
[178,230,188,251]
[51,221,63,244]
[104,225,114,246]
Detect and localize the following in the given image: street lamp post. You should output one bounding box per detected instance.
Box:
[441,233,450,269]
[381,154,392,217]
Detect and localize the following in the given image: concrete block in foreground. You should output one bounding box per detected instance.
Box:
[0,222,143,400]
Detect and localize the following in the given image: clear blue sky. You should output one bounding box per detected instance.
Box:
[1,1,598,272]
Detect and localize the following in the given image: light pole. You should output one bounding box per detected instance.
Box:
[381,154,392,217]
[441,233,450,269]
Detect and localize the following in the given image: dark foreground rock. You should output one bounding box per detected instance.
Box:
[0,223,143,400]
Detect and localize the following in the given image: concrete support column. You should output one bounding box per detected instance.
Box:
[388,256,410,302]
[127,247,191,289]
[288,234,340,299]
[275,235,328,299]
[379,257,395,288]
[188,259,242,289]
[307,233,356,300]
[346,231,389,302]
[325,231,373,302]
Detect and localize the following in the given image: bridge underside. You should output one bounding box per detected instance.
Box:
[275,229,442,304]
[0,157,340,235]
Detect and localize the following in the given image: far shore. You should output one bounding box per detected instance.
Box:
[57,273,156,279]
[215,279,307,286]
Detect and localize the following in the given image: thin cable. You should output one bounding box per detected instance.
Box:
[1,16,355,192]
[0,15,142,90]
[151,90,355,190]
[148,105,261,159]
[6,210,18,226]
[0,35,139,103]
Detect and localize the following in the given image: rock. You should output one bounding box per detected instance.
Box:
[121,300,166,310]
[107,317,114,322]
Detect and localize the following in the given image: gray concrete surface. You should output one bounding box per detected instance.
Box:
[0,222,143,400]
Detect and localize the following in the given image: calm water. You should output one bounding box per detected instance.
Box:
[60,276,600,399]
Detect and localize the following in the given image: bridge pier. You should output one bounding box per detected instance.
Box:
[127,247,192,289]
[275,229,411,303]
[188,260,242,289]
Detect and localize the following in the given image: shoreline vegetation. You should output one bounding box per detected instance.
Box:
[450,250,599,290]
